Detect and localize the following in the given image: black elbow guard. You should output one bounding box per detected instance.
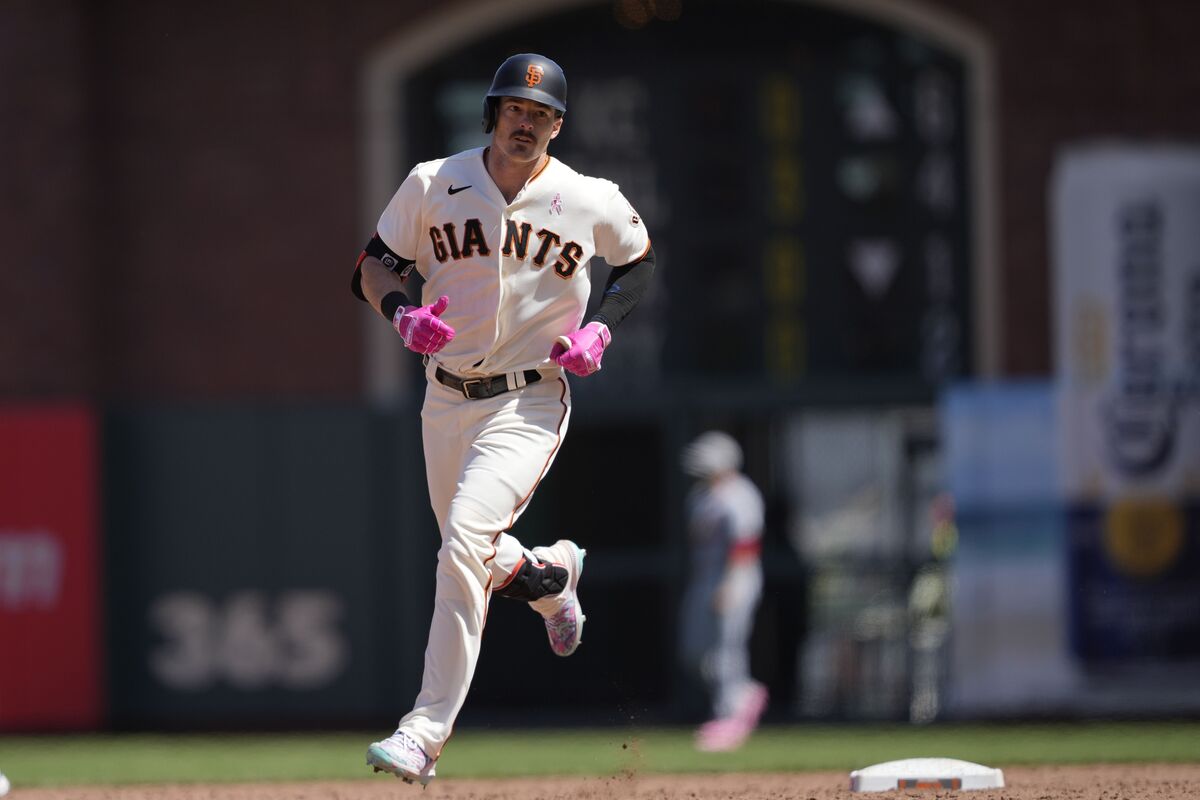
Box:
[352,233,415,302]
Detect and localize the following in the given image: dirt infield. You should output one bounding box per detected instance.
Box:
[11,764,1199,799]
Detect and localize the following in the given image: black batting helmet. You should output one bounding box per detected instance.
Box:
[482,53,567,133]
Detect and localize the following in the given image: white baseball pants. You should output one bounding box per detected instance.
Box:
[398,362,571,757]
[709,562,763,718]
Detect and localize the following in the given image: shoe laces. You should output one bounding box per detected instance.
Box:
[387,732,429,767]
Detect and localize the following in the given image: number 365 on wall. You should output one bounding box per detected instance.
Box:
[149,591,348,691]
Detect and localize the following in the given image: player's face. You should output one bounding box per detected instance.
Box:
[492,96,562,162]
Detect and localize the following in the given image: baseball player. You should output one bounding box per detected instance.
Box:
[351,54,654,785]
[678,431,769,752]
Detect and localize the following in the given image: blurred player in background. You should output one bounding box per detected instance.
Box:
[679,431,768,752]
[351,53,654,785]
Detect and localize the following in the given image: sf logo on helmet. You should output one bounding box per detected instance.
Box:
[525,64,544,87]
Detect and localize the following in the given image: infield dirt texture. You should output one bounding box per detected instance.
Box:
[11,764,1200,799]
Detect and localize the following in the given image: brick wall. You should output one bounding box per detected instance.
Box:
[0,1,96,396]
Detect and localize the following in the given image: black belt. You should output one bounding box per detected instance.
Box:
[434,366,542,400]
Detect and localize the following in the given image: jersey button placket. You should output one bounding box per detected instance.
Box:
[481,210,508,372]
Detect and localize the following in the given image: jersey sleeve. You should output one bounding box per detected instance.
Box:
[594,185,651,266]
[728,480,766,543]
[375,168,427,260]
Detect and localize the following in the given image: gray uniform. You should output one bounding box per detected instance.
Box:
[679,472,764,719]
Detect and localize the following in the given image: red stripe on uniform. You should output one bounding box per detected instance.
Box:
[729,538,762,561]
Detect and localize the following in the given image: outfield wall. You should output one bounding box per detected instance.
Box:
[3,399,1199,731]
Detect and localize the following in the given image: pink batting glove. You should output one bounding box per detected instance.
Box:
[551,321,611,377]
[393,295,455,354]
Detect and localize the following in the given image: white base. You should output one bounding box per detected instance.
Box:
[0,770,10,797]
[850,757,1005,792]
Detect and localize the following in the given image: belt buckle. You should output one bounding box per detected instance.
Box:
[460,378,485,399]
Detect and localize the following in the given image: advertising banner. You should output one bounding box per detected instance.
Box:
[0,407,103,729]
[942,383,1078,715]
[103,408,427,727]
[1052,144,1200,661]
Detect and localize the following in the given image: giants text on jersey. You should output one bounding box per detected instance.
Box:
[377,148,650,377]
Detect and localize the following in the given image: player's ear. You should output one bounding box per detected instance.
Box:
[549,116,563,140]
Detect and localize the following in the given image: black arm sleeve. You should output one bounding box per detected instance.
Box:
[351,233,415,303]
[589,244,656,331]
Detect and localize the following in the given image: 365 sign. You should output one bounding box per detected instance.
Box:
[149,590,348,690]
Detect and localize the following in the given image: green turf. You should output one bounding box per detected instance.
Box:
[1,722,1198,787]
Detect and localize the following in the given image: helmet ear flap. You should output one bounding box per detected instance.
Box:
[482,97,497,133]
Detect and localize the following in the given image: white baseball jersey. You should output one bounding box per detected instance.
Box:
[686,474,765,587]
[376,147,650,376]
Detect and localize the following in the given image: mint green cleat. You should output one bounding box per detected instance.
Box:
[366,730,436,786]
